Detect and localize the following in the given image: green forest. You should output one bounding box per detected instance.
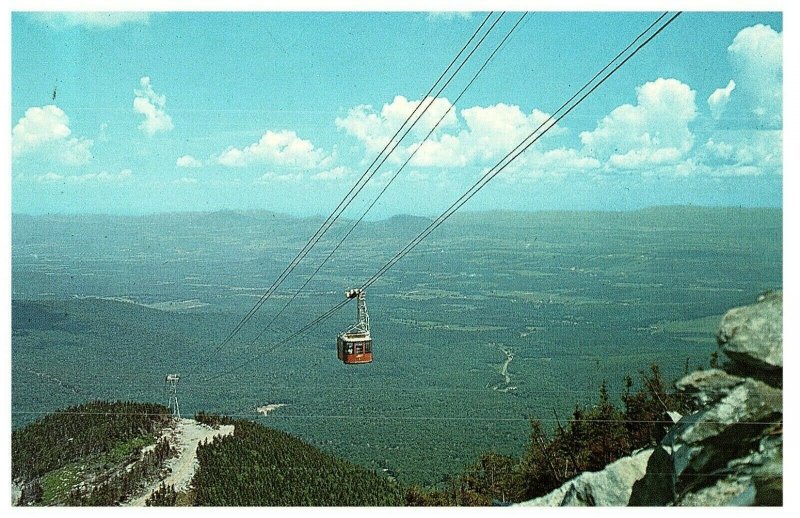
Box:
[12,363,687,506]
[12,400,171,481]
[192,415,404,505]
[11,401,174,505]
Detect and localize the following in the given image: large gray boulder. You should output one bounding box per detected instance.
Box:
[516,449,653,507]
[675,433,782,506]
[628,446,676,506]
[674,368,746,407]
[717,291,782,372]
[666,378,782,482]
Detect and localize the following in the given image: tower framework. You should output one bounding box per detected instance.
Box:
[165,374,181,418]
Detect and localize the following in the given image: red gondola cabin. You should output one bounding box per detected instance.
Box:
[337,288,373,364]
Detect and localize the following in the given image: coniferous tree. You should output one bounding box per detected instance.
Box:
[146,483,178,506]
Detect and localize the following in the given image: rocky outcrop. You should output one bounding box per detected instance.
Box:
[630,292,783,506]
[517,449,654,507]
[515,292,783,507]
[717,291,782,373]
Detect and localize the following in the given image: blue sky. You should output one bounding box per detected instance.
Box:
[10,10,783,217]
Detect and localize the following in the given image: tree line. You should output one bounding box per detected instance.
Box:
[405,364,689,505]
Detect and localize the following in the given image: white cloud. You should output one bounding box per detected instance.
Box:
[336,96,457,159]
[312,166,349,181]
[254,171,304,184]
[216,130,328,168]
[580,78,697,170]
[34,169,133,184]
[694,130,782,176]
[499,147,601,182]
[29,12,151,30]
[13,106,70,147]
[411,133,467,167]
[176,155,203,168]
[12,105,93,165]
[455,104,562,163]
[64,169,133,184]
[571,71,780,179]
[337,96,561,168]
[727,24,782,128]
[133,77,174,136]
[35,172,64,183]
[635,128,782,179]
[426,12,472,21]
[708,80,736,120]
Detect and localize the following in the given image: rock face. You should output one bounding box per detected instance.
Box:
[630,292,783,506]
[717,291,782,372]
[517,449,653,507]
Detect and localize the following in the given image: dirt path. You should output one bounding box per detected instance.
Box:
[492,345,517,393]
[127,418,234,506]
[500,347,513,384]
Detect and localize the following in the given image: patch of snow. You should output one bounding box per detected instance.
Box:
[257,403,287,416]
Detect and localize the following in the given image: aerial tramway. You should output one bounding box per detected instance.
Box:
[188,10,680,383]
[337,289,373,364]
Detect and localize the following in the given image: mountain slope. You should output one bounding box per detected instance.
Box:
[192,417,403,506]
[11,402,402,506]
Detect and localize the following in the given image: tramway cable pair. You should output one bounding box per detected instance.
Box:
[195,10,681,381]
[241,12,526,358]
[186,12,505,374]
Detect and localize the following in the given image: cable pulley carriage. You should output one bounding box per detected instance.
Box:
[337,288,373,364]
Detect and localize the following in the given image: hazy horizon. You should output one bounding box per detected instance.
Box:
[9,202,784,221]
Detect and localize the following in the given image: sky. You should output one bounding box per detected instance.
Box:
[9,8,784,217]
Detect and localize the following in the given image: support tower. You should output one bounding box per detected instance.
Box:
[165,374,181,418]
